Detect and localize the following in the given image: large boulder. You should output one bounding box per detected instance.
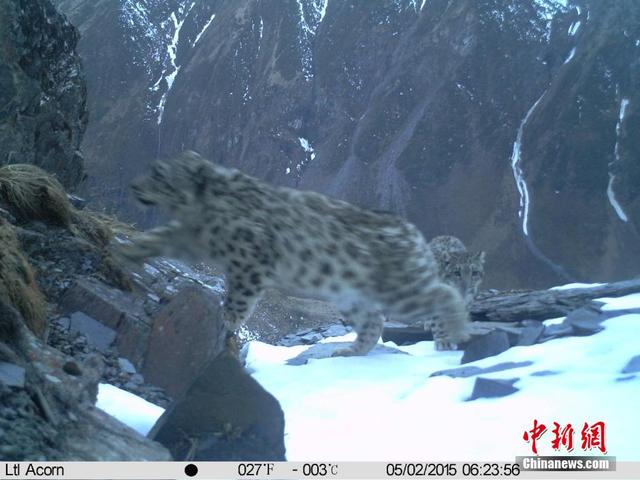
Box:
[150,353,286,461]
[141,285,226,398]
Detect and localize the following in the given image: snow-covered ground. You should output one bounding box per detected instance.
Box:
[97,289,640,461]
[96,383,164,436]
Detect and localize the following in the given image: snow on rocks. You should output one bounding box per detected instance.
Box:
[294,0,329,80]
[153,2,196,125]
[97,383,165,436]
[95,283,640,461]
[563,46,576,64]
[607,98,630,222]
[193,13,215,46]
[245,310,639,460]
[510,92,546,236]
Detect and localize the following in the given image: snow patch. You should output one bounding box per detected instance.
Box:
[96,384,164,436]
[597,293,640,311]
[510,92,546,236]
[152,2,196,125]
[550,282,606,291]
[607,174,628,222]
[532,0,571,42]
[193,13,215,46]
[294,0,329,80]
[94,283,640,461]
[607,98,630,222]
[564,47,576,64]
[568,20,581,36]
[563,47,576,64]
[245,313,640,460]
[287,137,316,176]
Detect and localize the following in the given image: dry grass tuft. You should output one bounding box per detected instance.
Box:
[0,164,135,300]
[70,210,114,247]
[0,163,123,245]
[0,225,47,338]
[0,164,73,226]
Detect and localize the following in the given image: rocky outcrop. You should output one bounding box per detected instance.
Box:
[150,353,286,461]
[56,0,640,289]
[0,300,171,460]
[0,0,87,188]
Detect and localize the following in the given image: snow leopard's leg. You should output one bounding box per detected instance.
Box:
[222,276,264,356]
[222,271,265,332]
[113,221,183,262]
[332,308,384,357]
[223,287,263,332]
[395,281,471,351]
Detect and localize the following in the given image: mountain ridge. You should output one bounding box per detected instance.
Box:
[54,0,640,289]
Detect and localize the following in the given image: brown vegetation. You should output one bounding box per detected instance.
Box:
[0,224,47,337]
[0,164,135,336]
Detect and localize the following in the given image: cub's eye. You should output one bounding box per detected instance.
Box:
[472,270,481,277]
[454,271,462,278]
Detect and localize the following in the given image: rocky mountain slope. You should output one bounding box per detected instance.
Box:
[54,0,640,289]
[5,0,639,461]
[0,0,87,189]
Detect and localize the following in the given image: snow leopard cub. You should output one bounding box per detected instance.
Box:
[428,236,485,305]
[116,152,471,356]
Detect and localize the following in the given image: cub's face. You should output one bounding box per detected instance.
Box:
[440,251,485,304]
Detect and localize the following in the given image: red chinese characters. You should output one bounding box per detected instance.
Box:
[523,419,547,455]
[551,422,574,452]
[581,421,607,454]
[523,420,606,455]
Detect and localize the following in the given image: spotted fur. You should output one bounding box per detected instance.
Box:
[116,152,471,356]
[428,235,485,305]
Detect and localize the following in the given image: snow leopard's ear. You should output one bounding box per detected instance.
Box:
[181,150,203,162]
[177,150,206,174]
[475,251,486,265]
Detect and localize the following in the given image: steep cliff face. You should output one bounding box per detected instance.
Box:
[0,0,87,188]
[56,0,640,288]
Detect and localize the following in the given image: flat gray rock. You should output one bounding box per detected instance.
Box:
[517,321,545,346]
[461,331,511,364]
[530,370,559,377]
[431,361,533,378]
[287,342,406,365]
[540,323,575,342]
[467,377,519,400]
[563,307,605,335]
[69,311,116,352]
[621,355,640,374]
[0,362,25,388]
[278,323,351,347]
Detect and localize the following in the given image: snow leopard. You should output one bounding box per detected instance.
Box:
[115,151,471,356]
[428,235,485,305]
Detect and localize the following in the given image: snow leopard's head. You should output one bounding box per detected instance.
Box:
[132,151,246,211]
[438,251,485,305]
